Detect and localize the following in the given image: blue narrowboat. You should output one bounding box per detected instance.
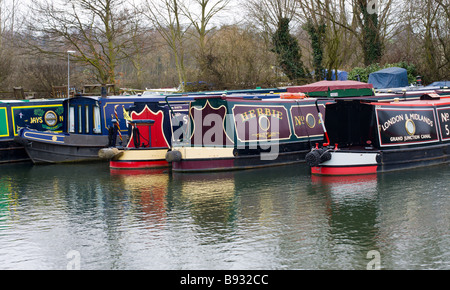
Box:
[16,95,194,164]
[1,98,65,164]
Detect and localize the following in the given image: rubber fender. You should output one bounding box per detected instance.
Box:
[305,149,332,167]
[165,150,182,162]
[98,147,122,160]
[305,150,321,167]
[320,150,332,163]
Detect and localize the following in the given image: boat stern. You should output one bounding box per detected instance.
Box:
[109,148,170,170]
[167,147,236,172]
[306,147,380,176]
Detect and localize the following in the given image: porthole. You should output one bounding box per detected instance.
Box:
[44,111,58,127]
[405,119,416,136]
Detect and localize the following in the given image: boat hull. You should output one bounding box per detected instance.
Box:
[310,151,379,176]
[0,141,30,164]
[171,146,310,172]
[110,148,170,169]
[310,144,450,176]
[17,130,109,164]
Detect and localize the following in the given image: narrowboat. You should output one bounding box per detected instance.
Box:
[166,95,328,172]
[105,101,190,170]
[286,80,450,100]
[1,98,65,164]
[306,93,450,175]
[15,95,193,164]
[286,80,376,98]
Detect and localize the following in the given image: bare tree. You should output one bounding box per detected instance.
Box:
[245,0,298,32]
[23,0,144,89]
[0,0,22,92]
[142,0,189,90]
[244,0,299,48]
[181,0,231,76]
[405,0,450,81]
[297,0,398,67]
[203,24,279,88]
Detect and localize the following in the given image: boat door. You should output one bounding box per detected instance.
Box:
[66,97,103,135]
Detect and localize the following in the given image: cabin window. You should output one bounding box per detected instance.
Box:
[69,106,75,133]
[93,106,101,134]
[85,106,90,133]
[78,105,83,133]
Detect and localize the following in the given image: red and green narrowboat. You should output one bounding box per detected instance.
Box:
[166,95,328,172]
[306,93,450,175]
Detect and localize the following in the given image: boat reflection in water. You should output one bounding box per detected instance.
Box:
[309,171,381,265]
[1,161,448,269]
[110,168,169,228]
[310,174,378,197]
[171,172,237,228]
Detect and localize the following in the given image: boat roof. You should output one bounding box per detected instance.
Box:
[192,94,312,103]
[0,98,65,104]
[65,94,195,103]
[286,80,374,93]
[369,94,450,107]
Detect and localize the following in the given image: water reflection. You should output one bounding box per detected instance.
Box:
[375,166,450,269]
[310,174,380,268]
[0,162,448,269]
[173,172,237,230]
[111,169,169,228]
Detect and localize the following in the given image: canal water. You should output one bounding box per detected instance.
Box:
[0,162,448,270]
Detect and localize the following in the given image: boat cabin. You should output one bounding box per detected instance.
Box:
[168,95,329,172]
[1,99,65,140]
[307,94,450,175]
[63,95,193,143]
[287,80,375,98]
[0,98,64,163]
[324,94,450,150]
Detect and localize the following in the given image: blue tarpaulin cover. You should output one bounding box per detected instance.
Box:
[324,70,348,81]
[368,67,409,89]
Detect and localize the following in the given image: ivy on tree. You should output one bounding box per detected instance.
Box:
[272,18,308,82]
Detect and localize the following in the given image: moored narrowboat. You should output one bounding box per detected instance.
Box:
[16,95,193,164]
[286,80,450,100]
[105,101,190,170]
[306,93,450,175]
[1,98,64,164]
[287,80,375,98]
[167,95,328,172]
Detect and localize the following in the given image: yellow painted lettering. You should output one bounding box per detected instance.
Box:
[241,112,249,122]
[294,116,303,126]
[30,117,43,124]
[277,111,283,120]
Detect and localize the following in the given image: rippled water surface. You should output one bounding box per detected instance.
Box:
[0,162,448,270]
